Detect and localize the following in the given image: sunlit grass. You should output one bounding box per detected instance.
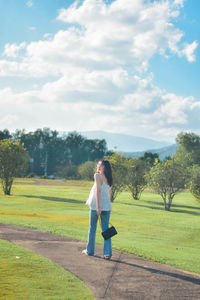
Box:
[0,179,200,275]
[0,239,94,300]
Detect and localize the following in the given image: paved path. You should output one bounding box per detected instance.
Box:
[0,223,200,300]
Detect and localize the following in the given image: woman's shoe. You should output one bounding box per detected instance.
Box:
[82,249,94,256]
[103,255,112,260]
[82,249,88,255]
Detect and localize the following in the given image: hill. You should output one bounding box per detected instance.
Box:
[80,131,171,152]
[125,144,178,160]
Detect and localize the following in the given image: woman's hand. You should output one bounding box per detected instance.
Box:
[96,208,101,216]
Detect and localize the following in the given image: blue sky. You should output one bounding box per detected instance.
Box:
[0,0,200,142]
[149,0,200,98]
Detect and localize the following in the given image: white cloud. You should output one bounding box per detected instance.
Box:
[0,114,19,128]
[180,41,198,62]
[28,26,36,31]
[3,42,26,58]
[0,0,199,142]
[154,93,193,125]
[172,0,184,8]
[1,75,200,142]
[1,0,196,78]
[43,33,52,39]
[26,1,33,8]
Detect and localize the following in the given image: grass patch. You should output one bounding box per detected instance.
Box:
[0,239,94,300]
[0,179,200,275]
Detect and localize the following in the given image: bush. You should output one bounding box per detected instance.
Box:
[55,163,79,179]
[189,165,200,203]
[40,175,48,179]
[78,161,96,180]
[27,173,35,178]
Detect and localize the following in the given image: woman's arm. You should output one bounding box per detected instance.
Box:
[94,173,102,216]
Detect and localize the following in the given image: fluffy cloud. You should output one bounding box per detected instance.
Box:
[1,74,200,142]
[0,0,199,141]
[3,42,26,58]
[1,0,197,78]
[180,41,198,62]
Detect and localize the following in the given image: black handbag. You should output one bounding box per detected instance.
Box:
[99,215,117,240]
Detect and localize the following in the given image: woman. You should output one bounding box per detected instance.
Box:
[82,160,113,260]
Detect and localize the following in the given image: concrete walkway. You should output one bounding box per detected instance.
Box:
[0,223,200,300]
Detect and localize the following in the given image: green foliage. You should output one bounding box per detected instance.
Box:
[176,132,200,152]
[0,129,11,140]
[140,152,160,167]
[126,158,146,200]
[78,161,96,180]
[65,132,107,165]
[55,163,79,179]
[105,153,148,201]
[175,132,200,167]
[104,152,127,202]
[0,139,29,195]
[13,128,108,176]
[147,159,186,211]
[189,165,200,203]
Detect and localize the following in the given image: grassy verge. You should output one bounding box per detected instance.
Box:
[0,239,94,300]
[0,179,199,275]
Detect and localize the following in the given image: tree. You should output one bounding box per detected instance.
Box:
[0,129,11,140]
[15,128,70,176]
[175,132,200,167]
[2,128,109,177]
[66,132,88,165]
[78,161,96,180]
[126,158,146,200]
[189,165,200,203]
[147,159,186,211]
[66,132,108,165]
[104,152,127,202]
[0,139,29,195]
[140,152,159,167]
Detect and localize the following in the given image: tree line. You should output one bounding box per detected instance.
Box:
[107,132,200,210]
[1,129,200,211]
[0,128,111,177]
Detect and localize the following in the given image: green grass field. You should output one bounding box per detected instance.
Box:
[0,239,94,300]
[0,178,200,298]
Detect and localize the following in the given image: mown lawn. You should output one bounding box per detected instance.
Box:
[0,178,200,278]
[0,239,94,300]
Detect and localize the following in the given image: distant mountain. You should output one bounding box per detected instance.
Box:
[125,144,178,160]
[60,130,177,160]
[80,131,171,152]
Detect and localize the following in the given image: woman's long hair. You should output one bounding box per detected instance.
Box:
[101,160,113,187]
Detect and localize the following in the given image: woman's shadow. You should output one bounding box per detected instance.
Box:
[94,254,200,286]
[20,194,84,204]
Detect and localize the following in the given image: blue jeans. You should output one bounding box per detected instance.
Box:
[86,210,112,256]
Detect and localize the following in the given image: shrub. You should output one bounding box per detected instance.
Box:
[78,161,96,180]
[55,163,79,179]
